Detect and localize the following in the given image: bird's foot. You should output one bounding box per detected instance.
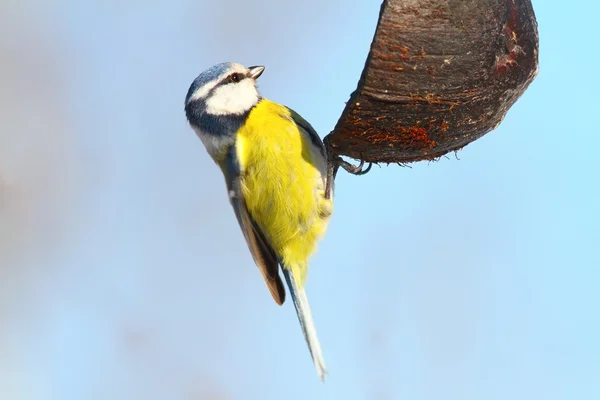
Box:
[335,157,372,176]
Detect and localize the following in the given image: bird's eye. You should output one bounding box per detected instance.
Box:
[229,73,243,83]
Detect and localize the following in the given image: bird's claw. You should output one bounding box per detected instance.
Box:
[324,157,371,200]
[336,157,372,176]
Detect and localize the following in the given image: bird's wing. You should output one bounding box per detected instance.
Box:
[285,107,326,158]
[285,107,332,199]
[221,146,286,305]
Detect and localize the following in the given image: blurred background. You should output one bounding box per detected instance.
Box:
[0,0,598,399]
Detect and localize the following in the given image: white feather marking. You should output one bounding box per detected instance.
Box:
[187,79,219,103]
[205,78,259,115]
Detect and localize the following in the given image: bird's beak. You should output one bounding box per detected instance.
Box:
[248,65,265,80]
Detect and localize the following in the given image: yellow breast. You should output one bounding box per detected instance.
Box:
[236,99,330,283]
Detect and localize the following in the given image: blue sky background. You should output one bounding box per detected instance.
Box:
[0,1,598,399]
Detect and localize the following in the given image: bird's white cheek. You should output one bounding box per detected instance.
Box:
[205,80,259,115]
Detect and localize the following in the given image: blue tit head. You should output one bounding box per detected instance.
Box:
[185,62,265,118]
[185,62,265,159]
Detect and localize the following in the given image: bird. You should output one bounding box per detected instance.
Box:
[184,62,332,380]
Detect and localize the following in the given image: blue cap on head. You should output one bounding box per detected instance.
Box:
[185,62,236,104]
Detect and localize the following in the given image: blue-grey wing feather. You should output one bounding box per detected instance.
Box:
[285,107,326,158]
[222,146,286,305]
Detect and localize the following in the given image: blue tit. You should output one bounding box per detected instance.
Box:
[184,62,332,380]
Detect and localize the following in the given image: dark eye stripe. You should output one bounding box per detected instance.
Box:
[225,72,244,84]
[204,72,249,99]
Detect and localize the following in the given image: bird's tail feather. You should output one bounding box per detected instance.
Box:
[281,267,327,381]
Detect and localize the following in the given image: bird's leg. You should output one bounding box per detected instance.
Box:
[324,137,337,200]
[324,157,372,200]
[324,160,338,200]
[323,136,372,200]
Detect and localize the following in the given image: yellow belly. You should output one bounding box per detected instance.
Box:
[236,100,330,284]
